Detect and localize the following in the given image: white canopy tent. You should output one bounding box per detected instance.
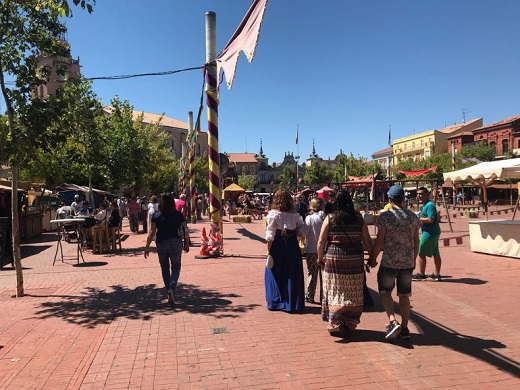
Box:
[443,158,520,219]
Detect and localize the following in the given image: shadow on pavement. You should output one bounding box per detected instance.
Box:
[438,277,487,285]
[175,283,260,318]
[411,310,520,378]
[33,283,259,327]
[236,227,265,243]
[337,309,520,378]
[73,261,108,267]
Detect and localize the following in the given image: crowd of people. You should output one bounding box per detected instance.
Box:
[59,186,443,338]
[264,185,442,340]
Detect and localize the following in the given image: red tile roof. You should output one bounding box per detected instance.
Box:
[440,118,482,134]
[103,106,188,129]
[226,153,258,163]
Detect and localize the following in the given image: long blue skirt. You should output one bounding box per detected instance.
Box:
[265,233,305,312]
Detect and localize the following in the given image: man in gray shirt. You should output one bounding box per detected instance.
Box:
[371,185,421,340]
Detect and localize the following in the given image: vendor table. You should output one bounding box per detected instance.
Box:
[50,218,86,265]
[468,219,520,258]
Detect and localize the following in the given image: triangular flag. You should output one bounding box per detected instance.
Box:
[216,0,268,89]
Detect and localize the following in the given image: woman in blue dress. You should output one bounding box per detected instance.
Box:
[265,189,305,313]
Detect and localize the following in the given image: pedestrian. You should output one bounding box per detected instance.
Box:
[70,194,81,215]
[144,193,190,305]
[295,193,308,221]
[127,197,140,233]
[265,189,306,313]
[303,198,326,304]
[372,185,421,340]
[317,189,374,336]
[412,186,443,281]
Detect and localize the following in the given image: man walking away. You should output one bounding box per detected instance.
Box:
[372,185,421,340]
[413,187,442,281]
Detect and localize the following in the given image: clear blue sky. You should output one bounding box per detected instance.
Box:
[64,0,520,163]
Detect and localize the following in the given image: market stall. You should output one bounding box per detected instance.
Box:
[444,158,520,258]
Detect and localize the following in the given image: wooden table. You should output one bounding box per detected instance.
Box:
[50,218,85,265]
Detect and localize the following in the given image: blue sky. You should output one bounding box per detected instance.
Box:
[64,0,520,164]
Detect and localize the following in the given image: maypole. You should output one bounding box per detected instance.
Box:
[205,11,222,255]
[187,111,197,224]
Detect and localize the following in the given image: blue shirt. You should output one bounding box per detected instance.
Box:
[420,200,441,236]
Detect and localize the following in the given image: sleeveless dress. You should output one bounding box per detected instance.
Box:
[322,214,365,329]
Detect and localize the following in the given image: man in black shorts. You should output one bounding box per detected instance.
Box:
[372,185,421,340]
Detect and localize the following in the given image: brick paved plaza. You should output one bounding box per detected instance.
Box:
[0,211,519,389]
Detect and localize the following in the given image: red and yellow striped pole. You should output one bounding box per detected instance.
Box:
[205,11,222,254]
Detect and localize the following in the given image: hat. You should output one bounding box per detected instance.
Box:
[74,194,80,199]
[387,185,404,201]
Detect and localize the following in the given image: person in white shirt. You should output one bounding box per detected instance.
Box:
[70,194,81,215]
[303,198,326,304]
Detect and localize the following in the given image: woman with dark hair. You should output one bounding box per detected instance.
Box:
[317,190,375,336]
[144,193,190,305]
[265,189,305,313]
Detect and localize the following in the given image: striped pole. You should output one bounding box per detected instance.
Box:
[205,11,222,254]
[187,111,197,223]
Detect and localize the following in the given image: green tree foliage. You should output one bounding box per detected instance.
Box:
[238,174,257,191]
[303,161,333,188]
[193,153,209,194]
[278,164,296,190]
[0,0,95,297]
[19,77,104,186]
[332,153,384,183]
[458,141,495,163]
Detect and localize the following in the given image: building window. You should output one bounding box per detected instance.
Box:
[412,141,415,149]
[425,150,430,158]
[502,139,509,154]
[420,139,424,147]
[404,144,407,151]
[251,166,256,175]
[489,141,496,153]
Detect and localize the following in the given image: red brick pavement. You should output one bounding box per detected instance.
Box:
[0,211,519,389]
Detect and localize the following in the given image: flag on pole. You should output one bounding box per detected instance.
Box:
[388,125,391,145]
[216,0,268,89]
[296,126,299,144]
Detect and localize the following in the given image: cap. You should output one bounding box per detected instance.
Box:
[74,194,80,199]
[387,185,405,201]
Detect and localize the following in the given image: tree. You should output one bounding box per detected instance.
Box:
[0,0,95,297]
[238,174,257,191]
[303,161,333,188]
[19,77,104,187]
[193,153,209,194]
[278,164,296,190]
[458,141,495,163]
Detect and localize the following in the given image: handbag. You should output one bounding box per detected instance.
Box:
[265,254,274,269]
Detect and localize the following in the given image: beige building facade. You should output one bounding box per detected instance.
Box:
[392,118,482,164]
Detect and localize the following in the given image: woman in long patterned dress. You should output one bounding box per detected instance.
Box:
[265,189,306,313]
[317,190,375,335]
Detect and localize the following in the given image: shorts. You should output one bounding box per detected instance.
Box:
[377,266,413,297]
[419,233,440,257]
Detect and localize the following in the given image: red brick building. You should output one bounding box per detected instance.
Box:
[472,114,520,157]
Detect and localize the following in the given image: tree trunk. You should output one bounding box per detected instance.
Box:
[0,63,24,297]
[12,165,23,297]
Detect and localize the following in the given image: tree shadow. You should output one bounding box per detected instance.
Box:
[21,244,54,258]
[335,309,520,378]
[33,283,260,328]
